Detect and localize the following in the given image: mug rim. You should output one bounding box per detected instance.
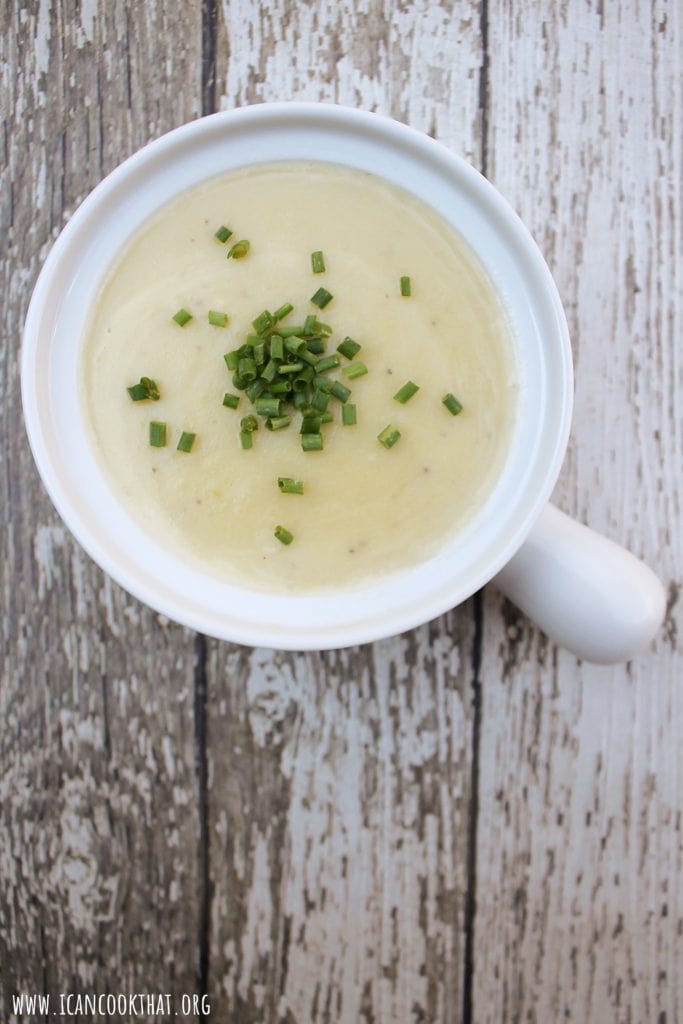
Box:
[21,103,573,648]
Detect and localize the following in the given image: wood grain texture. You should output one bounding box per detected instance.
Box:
[0,2,203,1016]
[1,1,680,1022]
[205,3,485,1019]
[475,1,683,1021]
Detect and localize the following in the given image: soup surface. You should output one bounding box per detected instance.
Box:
[80,162,517,591]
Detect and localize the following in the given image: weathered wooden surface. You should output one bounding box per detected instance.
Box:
[1,2,680,1023]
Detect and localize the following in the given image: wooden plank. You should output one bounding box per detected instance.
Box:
[204,2,486,1019]
[474,1,682,1020]
[0,1,203,1013]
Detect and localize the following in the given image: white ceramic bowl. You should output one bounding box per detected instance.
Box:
[22,104,664,659]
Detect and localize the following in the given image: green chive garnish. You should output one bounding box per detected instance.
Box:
[252,310,274,335]
[311,390,330,413]
[336,337,361,360]
[301,433,323,452]
[227,239,250,259]
[240,430,253,450]
[241,415,259,433]
[127,383,148,401]
[278,361,304,375]
[394,380,419,404]
[214,225,232,243]
[330,380,351,403]
[274,525,294,545]
[273,302,294,322]
[238,357,257,382]
[315,354,340,373]
[278,477,304,495]
[442,393,463,416]
[303,314,317,335]
[400,276,412,297]
[270,336,285,360]
[266,415,291,431]
[310,287,333,309]
[224,350,239,371]
[177,431,196,453]
[343,361,368,380]
[279,325,306,338]
[305,338,325,355]
[222,392,240,409]
[255,396,281,418]
[172,308,192,327]
[149,421,167,447]
[311,250,326,274]
[378,424,401,449]
[127,376,160,401]
[208,310,228,327]
[300,415,322,434]
[342,403,357,426]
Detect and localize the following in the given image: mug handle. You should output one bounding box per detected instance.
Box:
[492,504,666,664]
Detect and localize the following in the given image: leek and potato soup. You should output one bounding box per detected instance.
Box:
[80,162,517,591]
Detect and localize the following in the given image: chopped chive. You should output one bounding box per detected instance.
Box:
[177,431,196,453]
[342,361,368,380]
[315,354,340,373]
[127,376,160,402]
[269,381,292,395]
[149,421,167,447]
[273,302,294,322]
[278,477,304,495]
[306,337,325,355]
[311,390,330,413]
[253,339,267,365]
[320,410,333,424]
[127,383,148,401]
[240,429,253,450]
[227,239,250,259]
[252,310,274,335]
[224,350,240,371]
[442,392,463,416]
[315,321,333,335]
[378,424,401,449]
[237,357,257,382]
[172,308,192,327]
[241,415,259,433]
[292,389,309,410]
[232,372,248,390]
[300,414,322,434]
[330,380,351,403]
[311,250,326,274]
[246,379,267,403]
[270,336,285,360]
[255,396,281,418]
[140,376,160,400]
[303,314,317,335]
[310,286,333,309]
[312,375,332,393]
[301,432,323,452]
[342,403,357,426]
[214,225,232,243]
[274,525,294,545]
[261,359,279,384]
[400,276,412,297]
[278,361,304,375]
[394,380,420,404]
[222,392,240,409]
[266,415,291,431]
[208,309,229,327]
[285,336,307,356]
[279,325,306,338]
[336,336,361,360]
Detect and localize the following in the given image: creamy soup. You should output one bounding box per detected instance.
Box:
[80,162,517,591]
